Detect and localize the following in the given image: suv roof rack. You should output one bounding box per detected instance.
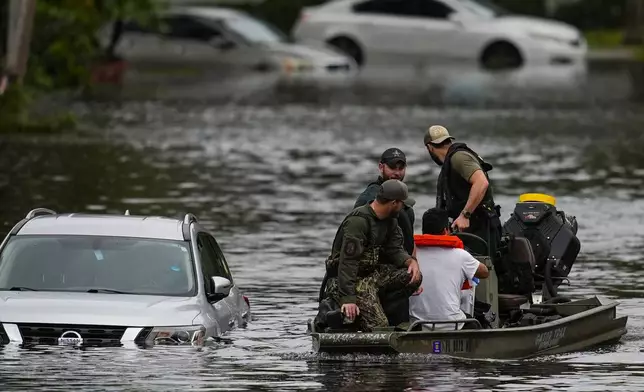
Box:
[183,213,198,225]
[182,213,198,240]
[6,208,58,237]
[25,208,57,220]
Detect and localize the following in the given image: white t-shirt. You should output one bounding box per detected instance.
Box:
[409,247,481,331]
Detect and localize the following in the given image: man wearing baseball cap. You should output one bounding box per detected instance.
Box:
[355,147,416,255]
[423,125,503,261]
[354,148,417,326]
[314,179,422,332]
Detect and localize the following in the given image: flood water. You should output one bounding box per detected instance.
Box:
[1,62,644,391]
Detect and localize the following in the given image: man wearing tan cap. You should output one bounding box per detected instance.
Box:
[423,125,503,259]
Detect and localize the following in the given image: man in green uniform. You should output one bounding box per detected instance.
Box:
[423,125,503,261]
[354,147,416,257]
[318,179,422,332]
[354,147,417,326]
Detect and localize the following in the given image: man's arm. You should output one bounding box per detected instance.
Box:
[452,152,489,215]
[463,170,489,215]
[354,184,380,209]
[461,249,489,280]
[382,223,412,268]
[474,262,489,279]
[383,223,421,283]
[337,216,370,305]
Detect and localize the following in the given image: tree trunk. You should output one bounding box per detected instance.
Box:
[624,0,644,45]
[5,0,36,83]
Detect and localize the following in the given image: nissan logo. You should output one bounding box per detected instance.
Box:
[60,330,82,339]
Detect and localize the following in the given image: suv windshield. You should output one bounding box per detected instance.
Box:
[0,236,196,296]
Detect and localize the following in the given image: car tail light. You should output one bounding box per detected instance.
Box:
[243,295,250,308]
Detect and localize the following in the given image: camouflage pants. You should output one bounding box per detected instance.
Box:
[325,264,421,332]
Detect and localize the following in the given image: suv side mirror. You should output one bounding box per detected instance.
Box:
[207,276,232,302]
[212,276,232,296]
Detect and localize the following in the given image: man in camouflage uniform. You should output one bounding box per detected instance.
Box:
[319,179,422,331]
[354,147,417,326]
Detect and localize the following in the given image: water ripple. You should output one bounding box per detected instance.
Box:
[1,98,644,390]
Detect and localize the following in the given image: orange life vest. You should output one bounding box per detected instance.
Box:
[413,234,472,290]
[413,234,464,249]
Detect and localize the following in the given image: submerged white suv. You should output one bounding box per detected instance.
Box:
[0,208,250,348]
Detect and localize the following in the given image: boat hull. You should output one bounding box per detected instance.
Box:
[310,296,628,359]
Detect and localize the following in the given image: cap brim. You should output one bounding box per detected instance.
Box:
[428,136,455,145]
[403,197,416,208]
[384,158,406,166]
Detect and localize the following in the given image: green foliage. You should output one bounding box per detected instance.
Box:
[637,47,644,61]
[0,85,76,134]
[25,0,164,91]
[1,0,164,133]
[553,0,627,31]
[0,86,30,128]
[585,30,626,48]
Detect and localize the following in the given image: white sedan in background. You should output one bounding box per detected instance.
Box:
[292,0,587,70]
[103,6,358,87]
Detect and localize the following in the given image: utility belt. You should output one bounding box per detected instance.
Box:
[479,201,502,226]
[323,250,381,279]
[446,199,500,222]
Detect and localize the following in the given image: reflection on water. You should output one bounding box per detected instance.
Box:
[1,65,644,390]
[104,59,644,109]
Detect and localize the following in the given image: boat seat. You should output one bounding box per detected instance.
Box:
[454,232,489,256]
[507,236,536,274]
[498,294,529,312]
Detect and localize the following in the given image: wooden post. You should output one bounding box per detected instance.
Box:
[624,0,644,45]
[5,0,36,84]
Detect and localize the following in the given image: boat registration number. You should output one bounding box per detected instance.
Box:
[432,339,471,354]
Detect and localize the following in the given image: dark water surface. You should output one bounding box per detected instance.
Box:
[1,67,644,390]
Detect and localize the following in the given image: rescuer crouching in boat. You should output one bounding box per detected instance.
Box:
[409,208,489,331]
[314,180,422,332]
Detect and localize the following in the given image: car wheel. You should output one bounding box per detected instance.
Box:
[480,41,523,70]
[327,37,364,67]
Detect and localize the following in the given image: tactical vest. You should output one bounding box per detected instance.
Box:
[361,178,415,255]
[324,207,397,279]
[436,142,496,219]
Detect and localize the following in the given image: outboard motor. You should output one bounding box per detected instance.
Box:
[502,193,580,299]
